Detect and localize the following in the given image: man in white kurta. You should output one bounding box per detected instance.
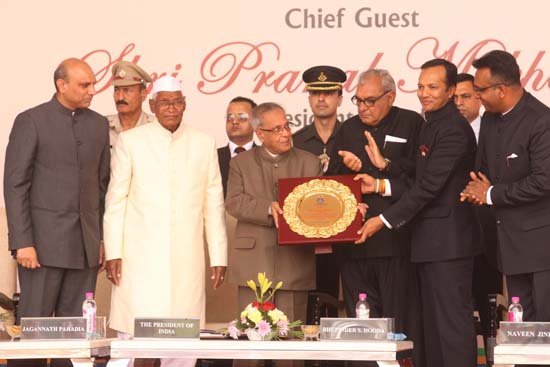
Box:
[104,76,227,366]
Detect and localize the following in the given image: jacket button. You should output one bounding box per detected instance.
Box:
[496,220,501,225]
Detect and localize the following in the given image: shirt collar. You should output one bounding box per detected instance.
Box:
[52,94,80,116]
[152,118,185,139]
[301,120,343,142]
[229,140,254,157]
[424,101,457,123]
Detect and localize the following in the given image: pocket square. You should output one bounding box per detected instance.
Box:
[384,135,407,148]
[506,153,518,167]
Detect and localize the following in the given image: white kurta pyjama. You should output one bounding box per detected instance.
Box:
[104,120,227,334]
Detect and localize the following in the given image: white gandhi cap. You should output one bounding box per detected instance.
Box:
[151,76,183,98]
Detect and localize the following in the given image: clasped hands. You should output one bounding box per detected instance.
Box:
[460,171,491,205]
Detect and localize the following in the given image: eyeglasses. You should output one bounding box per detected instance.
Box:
[226,112,249,123]
[257,123,293,134]
[473,83,506,93]
[351,90,391,107]
[156,98,186,110]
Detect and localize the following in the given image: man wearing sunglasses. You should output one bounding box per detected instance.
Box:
[218,96,257,199]
[329,69,425,367]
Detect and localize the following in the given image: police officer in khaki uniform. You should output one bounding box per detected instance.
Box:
[106,61,154,148]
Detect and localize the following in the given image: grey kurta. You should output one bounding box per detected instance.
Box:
[225,146,322,291]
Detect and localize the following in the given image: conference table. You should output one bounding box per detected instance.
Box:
[108,338,413,367]
[0,338,111,366]
[494,344,550,366]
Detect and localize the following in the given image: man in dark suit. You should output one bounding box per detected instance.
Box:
[357,59,481,367]
[218,96,256,198]
[4,58,110,367]
[329,68,424,366]
[455,73,503,352]
[462,50,550,323]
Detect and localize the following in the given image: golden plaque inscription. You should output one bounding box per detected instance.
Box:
[283,179,358,238]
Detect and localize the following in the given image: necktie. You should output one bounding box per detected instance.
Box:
[234,146,246,154]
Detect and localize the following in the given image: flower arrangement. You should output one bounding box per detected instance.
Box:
[226,272,302,341]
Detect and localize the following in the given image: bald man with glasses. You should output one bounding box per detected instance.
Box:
[226,103,322,351]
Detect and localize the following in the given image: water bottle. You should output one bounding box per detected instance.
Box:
[508,296,523,322]
[355,293,370,319]
[82,292,97,338]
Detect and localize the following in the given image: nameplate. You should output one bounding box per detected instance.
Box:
[320,317,394,341]
[499,321,550,344]
[21,317,87,340]
[134,318,200,339]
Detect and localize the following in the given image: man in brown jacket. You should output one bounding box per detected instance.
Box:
[226,102,322,325]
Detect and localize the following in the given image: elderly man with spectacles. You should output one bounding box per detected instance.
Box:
[329,69,426,367]
[225,102,322,355]
[104,76,227,367]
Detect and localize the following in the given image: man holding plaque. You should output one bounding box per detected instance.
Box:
[226,102,322,330]
[356,60,481,367]
[330,69,424,366]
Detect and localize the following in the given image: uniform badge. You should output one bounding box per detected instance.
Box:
[318,72,327,82]
[118,69,126,78]
[319,148,330,172]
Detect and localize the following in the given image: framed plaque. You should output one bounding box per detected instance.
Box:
[278,175,362,245]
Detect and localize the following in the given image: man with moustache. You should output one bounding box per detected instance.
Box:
[104,76,227,367]
[356,60,481,367]
[106,61,154,149]
[226,102,322,346]
[218,96,257,198]
[462,50,550,327]
[455,73,483,141]
[4,58,110,367]
[330,69,424,366]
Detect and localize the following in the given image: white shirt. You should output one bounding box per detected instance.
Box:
[470,115,481,143]
[229,140,254,158]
